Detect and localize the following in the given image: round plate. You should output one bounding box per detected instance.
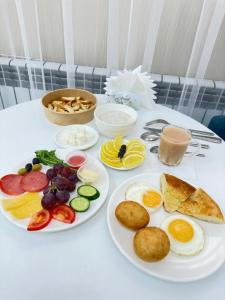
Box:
[99,139,146,171]
[107,172,225,282]
[99,153,145,171]
[55,125,99,150]
[0,154,109,232]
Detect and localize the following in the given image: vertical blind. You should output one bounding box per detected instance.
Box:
[0,0,225,118]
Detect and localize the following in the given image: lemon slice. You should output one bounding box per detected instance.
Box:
[104,141,118,156]
[101,144,117,159]
[127,143,146,152]
[100,153,123,168]
[127,139,145,149]
[113,136,123,151]
[128,138,142,145]
[122,153,145,168]
[124,150,145,157]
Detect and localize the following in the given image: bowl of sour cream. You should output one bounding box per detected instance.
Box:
[94,103,138,137]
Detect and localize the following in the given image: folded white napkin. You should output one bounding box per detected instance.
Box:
[104,66,157,109]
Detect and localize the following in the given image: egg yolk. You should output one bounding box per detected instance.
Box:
[168,219,194,243]
[142,191,161,208]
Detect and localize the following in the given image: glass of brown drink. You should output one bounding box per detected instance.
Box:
[158,125,200,166]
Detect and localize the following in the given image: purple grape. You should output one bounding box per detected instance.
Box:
[43,186,51,195]
[41,193,57,209]
[67,181,76,192]
[55,190,70,204]
[58,167,72,178]
[53,163,64,174]
[43,184,57,195]
[46,168,57,180]
[52,176,71,190]
[68,173,79,183]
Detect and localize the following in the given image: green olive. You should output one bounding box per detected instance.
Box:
[32,164,42,171]
[18,168,27,175]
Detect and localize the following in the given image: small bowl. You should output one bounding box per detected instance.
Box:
[42,88,96,126]
[77,163,100,184]
[65,150,87,169]
[94,103,137,137]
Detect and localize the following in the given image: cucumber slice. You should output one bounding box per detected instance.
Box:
[70,197,90,212]
[77,185,100,200]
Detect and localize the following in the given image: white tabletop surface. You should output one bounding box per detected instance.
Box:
[0,95,225,300]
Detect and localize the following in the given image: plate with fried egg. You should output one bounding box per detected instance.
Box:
[107,172,225,282]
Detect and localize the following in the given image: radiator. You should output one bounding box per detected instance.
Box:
[0,55,225,126]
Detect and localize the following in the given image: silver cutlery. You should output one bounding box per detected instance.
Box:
[140,132,159,142]
[190,142,209,149]
[149,145,205,157]
[145,119,168,127]
[143,127,222,144]
[141,132,210,149]
[145,119,215,137]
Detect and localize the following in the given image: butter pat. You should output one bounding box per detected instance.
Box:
[77,167,99,184]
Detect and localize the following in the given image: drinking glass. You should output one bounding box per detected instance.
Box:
[158,125,200,166]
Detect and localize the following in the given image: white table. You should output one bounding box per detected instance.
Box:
[0,95,225,300]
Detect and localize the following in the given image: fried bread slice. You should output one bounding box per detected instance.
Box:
[160,173,196,213]
[177,188,224,224]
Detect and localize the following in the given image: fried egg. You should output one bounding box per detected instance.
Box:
[161,215,205,256]
[125,183,162,213]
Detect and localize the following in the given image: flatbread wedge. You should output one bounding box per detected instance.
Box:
[160,173,196,213]
[177,188,224,224]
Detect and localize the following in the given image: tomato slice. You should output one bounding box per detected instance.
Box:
[52,205,76,224]
[27,209,52,231]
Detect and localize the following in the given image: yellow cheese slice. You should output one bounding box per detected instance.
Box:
[2,193,42,219]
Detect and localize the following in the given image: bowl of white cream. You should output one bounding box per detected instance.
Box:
[94,103,138,137]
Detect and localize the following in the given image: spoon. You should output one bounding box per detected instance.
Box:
[140,132,159,141]
[149,146,205,157]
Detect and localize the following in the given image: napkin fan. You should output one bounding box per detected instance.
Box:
[104,66,157,109]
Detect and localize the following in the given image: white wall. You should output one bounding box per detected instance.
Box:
[0,0,224,80]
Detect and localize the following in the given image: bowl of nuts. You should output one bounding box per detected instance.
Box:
[42,88,97,125]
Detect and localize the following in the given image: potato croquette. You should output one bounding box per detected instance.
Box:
[133,227,170,262]
[115,201,150,230]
